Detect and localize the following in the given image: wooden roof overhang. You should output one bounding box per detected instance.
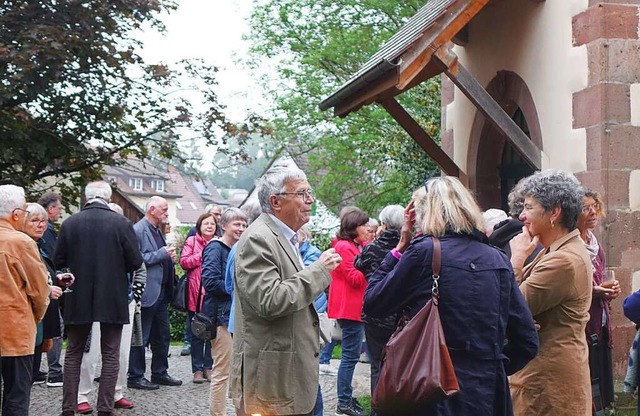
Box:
[319,0,543,180]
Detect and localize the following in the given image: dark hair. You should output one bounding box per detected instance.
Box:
[336,208,369,241]
[37,192,61,209]
[195,213,215,236]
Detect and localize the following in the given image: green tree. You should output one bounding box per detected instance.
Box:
[246,0,441,215]
[0,0,243,203]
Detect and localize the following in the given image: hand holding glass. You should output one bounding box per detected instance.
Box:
[58,268,74,294]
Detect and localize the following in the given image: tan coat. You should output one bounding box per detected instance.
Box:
[510,230,593,415]
[229,214,331,415]
[0,219,50,356]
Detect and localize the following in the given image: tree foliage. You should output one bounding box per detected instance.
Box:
[0,0,248,203]
[246,0,441,215]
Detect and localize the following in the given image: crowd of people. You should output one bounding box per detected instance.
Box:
[0,165,635,416]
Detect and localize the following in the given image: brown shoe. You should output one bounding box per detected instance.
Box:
[203,369,212,382]
[193,371,205,384]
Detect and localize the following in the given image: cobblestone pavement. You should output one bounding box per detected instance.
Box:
[29,346,371,415]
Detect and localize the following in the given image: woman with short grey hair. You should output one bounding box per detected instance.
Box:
[201,207,248,416]
[509,170,593,415]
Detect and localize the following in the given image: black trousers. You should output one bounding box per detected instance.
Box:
[1,355,34,416]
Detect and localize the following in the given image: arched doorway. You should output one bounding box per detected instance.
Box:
[467,71,543,210]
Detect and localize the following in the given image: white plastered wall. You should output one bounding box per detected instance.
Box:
[446,0,590,174]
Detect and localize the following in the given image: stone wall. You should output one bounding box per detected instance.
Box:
[572,1,640,377]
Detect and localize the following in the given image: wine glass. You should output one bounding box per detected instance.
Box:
[58,268,74,294]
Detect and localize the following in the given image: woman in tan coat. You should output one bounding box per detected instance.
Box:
[509,170,593,416]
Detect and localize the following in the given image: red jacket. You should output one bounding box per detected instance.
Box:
[179,234,209,312]
[328,239,366,321]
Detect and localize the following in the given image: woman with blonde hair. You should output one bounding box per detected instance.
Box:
[364,176,538,415]
[509,170,594,415]
[578,189,619,412]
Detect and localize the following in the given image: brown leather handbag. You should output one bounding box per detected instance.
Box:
[372,237,460,413]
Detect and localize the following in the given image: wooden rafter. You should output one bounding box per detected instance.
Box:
[381,97,462,178]
[432,48,542,169]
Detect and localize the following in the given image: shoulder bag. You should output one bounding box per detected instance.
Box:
[171,272,188,312]
[191,273,217,341]
[372,237,459,413]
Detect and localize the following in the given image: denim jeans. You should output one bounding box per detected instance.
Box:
[183,314,192,344]
[319,338,336,365]
[336,319,364,406]
[187,311,212,373]
[313,384,323,416]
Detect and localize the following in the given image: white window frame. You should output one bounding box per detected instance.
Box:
[151,179,165,192]
[129,178,142,191]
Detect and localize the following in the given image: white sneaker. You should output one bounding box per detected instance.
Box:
[319,364,338,376]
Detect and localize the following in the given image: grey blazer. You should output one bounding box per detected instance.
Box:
[134,218,172,308]
[229,213,331,415]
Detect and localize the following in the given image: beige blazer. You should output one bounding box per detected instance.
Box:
[0,219,50,356]
[229,214,331,415]
[510,229,593,415]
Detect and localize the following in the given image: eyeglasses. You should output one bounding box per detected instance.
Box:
[276,189,315,200]
[12,207,30,216]
[582,203,601,214]
[424,178,436,194]
[28,219,47,225]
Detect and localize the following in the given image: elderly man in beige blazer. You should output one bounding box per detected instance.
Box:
[230,165,342,416]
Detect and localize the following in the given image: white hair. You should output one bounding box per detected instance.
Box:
[0,185,26,218]
[144,196,166,213]
[85,181,112,201]
[482,208,508,235]
[256,165,307,214]
[378,205,404,231]
[108,202,124,216]
[25,202,47,218]
[205,204,221,213]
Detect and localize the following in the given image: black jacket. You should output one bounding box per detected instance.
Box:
[489,218,541,265]
[54,201,143,325]
[354,229,401,331]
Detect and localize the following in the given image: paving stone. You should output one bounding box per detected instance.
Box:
[29,346,371,415]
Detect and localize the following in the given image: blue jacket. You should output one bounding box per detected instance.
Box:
[201,239,232,326]
[225,244,238,333]
[364,231,539,416]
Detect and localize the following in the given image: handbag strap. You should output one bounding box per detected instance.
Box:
[431,237,442,304]
[196,272,204,314]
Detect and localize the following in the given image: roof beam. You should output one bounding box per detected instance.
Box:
[433,48,542,169]
[380,97,463,178]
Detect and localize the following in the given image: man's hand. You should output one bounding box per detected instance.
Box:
[50,285,63,300]
[318,248,342,272]
[165,245,177,262]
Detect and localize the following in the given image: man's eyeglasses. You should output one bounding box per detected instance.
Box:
[276,189,315,200]
[12,207,30,216]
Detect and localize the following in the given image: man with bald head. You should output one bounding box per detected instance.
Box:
[128,196,182,390]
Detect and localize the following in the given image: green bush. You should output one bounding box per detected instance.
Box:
[169,306,187,342]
